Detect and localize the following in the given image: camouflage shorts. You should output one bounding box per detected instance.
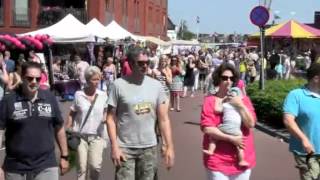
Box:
[294,154,320,180]
[115,146,158,180]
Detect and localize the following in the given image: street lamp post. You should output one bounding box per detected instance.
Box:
[259,27,265,90]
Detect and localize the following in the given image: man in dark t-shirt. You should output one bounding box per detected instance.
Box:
[0,62,69,180]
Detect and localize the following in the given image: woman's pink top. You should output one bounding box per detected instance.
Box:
[122,60,132,76]
[39,72,49,89]
[237,80,245,89]
[200,95,256,175]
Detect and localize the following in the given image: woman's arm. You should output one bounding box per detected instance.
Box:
[164,69,172,84]
[65,110,76,129]
[203,126,244,148]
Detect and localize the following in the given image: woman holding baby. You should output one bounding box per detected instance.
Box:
[200,63,257,180]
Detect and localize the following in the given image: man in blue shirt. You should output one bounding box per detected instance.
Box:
[0,62,69,180]
[4,51,15,73]
[283,63,320,180]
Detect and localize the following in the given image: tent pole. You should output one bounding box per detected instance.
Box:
[46,46,54,90]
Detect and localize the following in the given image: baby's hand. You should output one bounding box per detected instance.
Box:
[228,96,245,109]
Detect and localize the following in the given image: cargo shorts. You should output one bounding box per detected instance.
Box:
[294,154,320,180]
[115,146,158,180]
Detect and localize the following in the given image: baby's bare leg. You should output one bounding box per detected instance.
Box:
[203,137,217,155]
[237,147,249,167]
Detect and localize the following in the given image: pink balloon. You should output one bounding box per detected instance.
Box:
[35,34,42,40]
[46,38,53,45]
[41,34,49,40]
[17,43,24,49]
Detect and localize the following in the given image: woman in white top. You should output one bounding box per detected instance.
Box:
[102,57,116,92]
[66,66,108,180]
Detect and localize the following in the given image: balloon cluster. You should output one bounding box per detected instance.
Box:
[0,34,53,51]
[0,34,25,51]
[18,34,53,50]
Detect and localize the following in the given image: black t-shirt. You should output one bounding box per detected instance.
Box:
[0,89,64,173]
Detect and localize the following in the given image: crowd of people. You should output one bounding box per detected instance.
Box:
[0,43,319,180]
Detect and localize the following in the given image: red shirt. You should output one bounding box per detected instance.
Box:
[121,60,132,76]
[200,95,256,175]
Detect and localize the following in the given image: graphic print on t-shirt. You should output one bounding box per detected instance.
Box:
[134,102,152,115]
[37,103,52,117]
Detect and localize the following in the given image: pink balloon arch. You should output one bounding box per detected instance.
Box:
[0,34,53,51]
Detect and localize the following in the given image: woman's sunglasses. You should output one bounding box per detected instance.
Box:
[221,75,234,81]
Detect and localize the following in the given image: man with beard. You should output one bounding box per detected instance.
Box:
[106,47,174,180]
[0,61,69,180]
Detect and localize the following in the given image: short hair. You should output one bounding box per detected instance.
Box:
[126,47,148,63]
[21,61,42,77]
[307,63,320,81]
[212,63,240,87]
[84,66,101,82]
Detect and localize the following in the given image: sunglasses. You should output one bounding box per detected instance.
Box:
[136,61,150,66]
[221,75,234,81]
[25,76,41,83]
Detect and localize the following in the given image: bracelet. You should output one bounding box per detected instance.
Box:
[60,155,69,161]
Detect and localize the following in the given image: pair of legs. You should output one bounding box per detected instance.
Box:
[77,137,106,180]
[115,146,158,180]
[203,137,249,167]
[170,91,181,111]
[199,73,207,91]
[206,169,251,180]
[182,86,195,98]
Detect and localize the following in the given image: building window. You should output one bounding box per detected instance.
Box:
[148,8,153,34]
[0,0,3,25]
[122,0,128,28]
[134,1,140,33]
[106,0,114,12]
[105,0,114,24]
[13,0,30,26]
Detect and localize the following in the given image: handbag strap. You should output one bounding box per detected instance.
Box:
[79,93,98,132]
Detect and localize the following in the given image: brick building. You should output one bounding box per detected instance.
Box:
[0,0,168,38]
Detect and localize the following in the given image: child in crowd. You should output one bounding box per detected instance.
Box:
[275,61,284,80]
[203,87,249,167]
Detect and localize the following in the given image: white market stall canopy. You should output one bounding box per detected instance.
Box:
[170,39,200,45]
[136,35,171,46]
[104,20,137,40]
[85,18,109,39]
[19,14,95,43]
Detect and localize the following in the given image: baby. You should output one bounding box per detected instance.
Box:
[203,87,249,167]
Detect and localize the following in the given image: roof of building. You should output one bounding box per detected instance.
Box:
[167,17,176,30]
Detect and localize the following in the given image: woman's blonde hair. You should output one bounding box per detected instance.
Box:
[84,66,101,82]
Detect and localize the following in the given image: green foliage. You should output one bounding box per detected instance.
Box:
[177,20,196,40]
[247,79,306,128]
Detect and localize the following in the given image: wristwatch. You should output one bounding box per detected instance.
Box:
[60,155,69,161]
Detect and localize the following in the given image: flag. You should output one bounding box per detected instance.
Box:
[196,16,200,24]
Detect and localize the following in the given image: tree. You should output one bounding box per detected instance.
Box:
[177,20,196,40]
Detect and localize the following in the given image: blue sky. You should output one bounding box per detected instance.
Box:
[168,0,320,34]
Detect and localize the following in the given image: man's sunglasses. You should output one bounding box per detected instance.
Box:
[221,75,234,81]
[136,61,150,66]
[25,76,41,83]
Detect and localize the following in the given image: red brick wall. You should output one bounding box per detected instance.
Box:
[0,0,167,38]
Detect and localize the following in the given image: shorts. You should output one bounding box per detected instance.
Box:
[294,154,320,180]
